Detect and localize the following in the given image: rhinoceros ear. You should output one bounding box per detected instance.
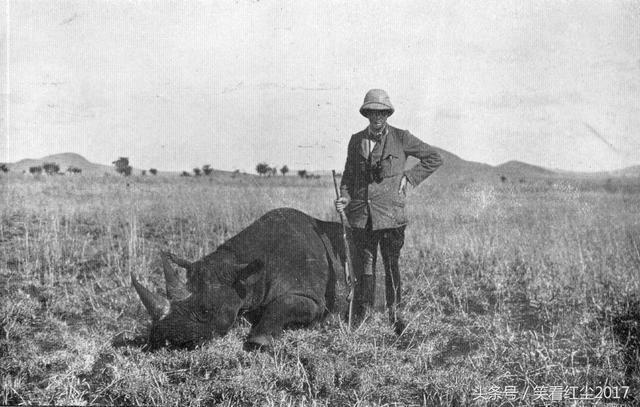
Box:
[234,259,264,283]
[230,259,264,299]
[161,252,191,301]
[131,273,170,321]
[163,251,192,269]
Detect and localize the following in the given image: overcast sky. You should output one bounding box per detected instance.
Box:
[2,0,639,172]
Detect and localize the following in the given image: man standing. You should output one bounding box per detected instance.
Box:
[335,89,443,334]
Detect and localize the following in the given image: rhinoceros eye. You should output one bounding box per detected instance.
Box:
[191,307,211,323]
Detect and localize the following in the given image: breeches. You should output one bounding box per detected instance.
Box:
[352,223,406,307]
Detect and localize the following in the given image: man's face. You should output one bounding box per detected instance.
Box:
[366,110,391,132]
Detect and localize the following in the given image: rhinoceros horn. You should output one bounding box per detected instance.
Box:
[131,274,170,320]
[161,252,190,300]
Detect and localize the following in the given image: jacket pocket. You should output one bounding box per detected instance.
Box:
[390,198,407,224]
[381,154,402,178]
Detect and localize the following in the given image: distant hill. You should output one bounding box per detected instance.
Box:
[427,147,495,182]
[609,165,640,178]
[495,160,556,176]
[4,151,638,181]
[5,153,235,177]
[8,153,118,175]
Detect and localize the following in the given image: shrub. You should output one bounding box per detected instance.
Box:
[113,157,132,176]
[43,162,60,175]
[256,163,270,176]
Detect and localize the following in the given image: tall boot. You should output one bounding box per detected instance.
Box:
[361,274,375,312]
[388,305,406,335]
[380,226,406,335]
[352,274,375,325]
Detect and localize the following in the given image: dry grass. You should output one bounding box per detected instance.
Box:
[1,174,639,406]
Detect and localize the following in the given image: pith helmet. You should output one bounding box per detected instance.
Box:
[359,89,394,117]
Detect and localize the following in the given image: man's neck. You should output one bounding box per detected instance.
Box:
[368,123,388,137]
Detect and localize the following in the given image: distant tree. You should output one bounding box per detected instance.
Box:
[149,168,158,175]
[256,162,270,176]
[67,166,82,174]
[297,169,307,178]
[0,163,8,173]
[29,166,43,175]
[280,165,289,176]
[193,168,202,176]
[141,170,146,176]
[180,171,191,177]
[113,157,132,176]
[202,165,213,176]
[43,162,60,175]
[232,169,240,178]
[500,175,507,183]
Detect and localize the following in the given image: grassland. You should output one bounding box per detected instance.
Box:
[1,174,639,406]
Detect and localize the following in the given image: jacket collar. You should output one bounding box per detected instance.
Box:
[367,123,388,142]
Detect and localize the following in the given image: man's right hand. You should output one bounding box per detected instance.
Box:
[334,197,349,215]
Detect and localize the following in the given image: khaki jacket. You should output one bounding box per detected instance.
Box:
[340,125,442,230]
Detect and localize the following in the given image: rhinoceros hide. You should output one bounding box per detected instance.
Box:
[132,208,352,349]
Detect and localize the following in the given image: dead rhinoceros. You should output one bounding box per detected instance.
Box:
[131,208,352,349]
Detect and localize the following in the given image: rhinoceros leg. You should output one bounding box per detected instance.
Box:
[245,295,323,349]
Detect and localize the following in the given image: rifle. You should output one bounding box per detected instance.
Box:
[332,170,356,329]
